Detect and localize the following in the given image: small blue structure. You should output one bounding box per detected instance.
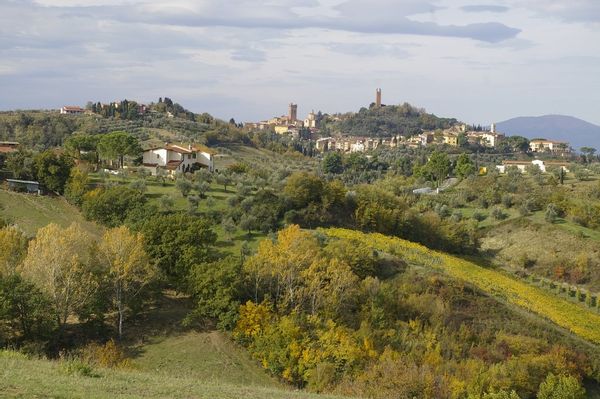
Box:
[6,179,42,195]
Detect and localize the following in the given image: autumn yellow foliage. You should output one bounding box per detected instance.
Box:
[322,228,600,345]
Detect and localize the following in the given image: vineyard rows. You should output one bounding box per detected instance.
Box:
[323,228,600,345]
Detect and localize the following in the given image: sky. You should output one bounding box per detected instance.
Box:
[1,0,599,125]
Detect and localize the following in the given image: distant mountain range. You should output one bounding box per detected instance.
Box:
[496,115,600,152]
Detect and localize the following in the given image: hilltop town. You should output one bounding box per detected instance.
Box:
[242,89,572,157]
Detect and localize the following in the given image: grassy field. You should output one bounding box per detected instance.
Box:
[122,291,279,389]
[0,289,340,398]
[0,350,345,399]
[528,210,600,241]
[323,228,600,345]
[0,188,102,237]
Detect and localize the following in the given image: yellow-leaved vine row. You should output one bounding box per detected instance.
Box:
[322,228,600,345]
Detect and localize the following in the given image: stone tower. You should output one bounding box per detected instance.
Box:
[289,103,298,122]
[376,88,382,107]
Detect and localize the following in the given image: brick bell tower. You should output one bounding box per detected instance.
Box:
[376,88,382,107]
[288,103,298,121]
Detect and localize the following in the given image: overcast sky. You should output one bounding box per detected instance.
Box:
[1,0,599,125]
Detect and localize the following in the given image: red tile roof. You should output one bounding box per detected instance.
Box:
[0,146,18,154]
[166,160,182,170]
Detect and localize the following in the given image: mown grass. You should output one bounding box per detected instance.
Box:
[0,189,103,237]
[0,350,344,399]
[323,228,600,345]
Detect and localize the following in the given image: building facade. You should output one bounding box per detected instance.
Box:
[142,143,215,175]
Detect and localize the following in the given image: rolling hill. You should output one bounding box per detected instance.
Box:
[496,114,600,152]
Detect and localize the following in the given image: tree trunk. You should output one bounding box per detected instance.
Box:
[118,305,123,340]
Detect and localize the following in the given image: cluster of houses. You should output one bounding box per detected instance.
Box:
[528,139,571,154]
[245,103,320,137]
[496,159,570,174]
[314,123,572,155]
[314,124,507,154]
[60,101,149,116]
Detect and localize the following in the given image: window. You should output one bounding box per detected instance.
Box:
[156,154,159,159]
[188,154,191,160]
[193,153,197,159]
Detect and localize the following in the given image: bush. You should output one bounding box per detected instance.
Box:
[545,204,559,223]
[472,212,487,222]
[61,358,98,378]
[82,186,146,227]
[80,340,131,369]
[537,373,585,399]
[501,194,513,208]
[491,207,508,220]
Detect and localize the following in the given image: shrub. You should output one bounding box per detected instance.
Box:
[545,204,559,223]
[491,207,508,220]
[61,358,98,378]
[472,212,487,222]
[80,340,131,369]
[537,373,585,399]
[501,194,513,208]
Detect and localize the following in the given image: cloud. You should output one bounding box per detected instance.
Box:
[515,0,600,23]
[326,42,411,58]
[231,48,267,63]
[27,0,521,43]
[461,5,510,13]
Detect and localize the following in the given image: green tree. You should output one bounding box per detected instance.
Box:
[82,186,146,227]
[455,153,475,179]
[422,151,450,188]
[64,134,98,160]
[158,194,174,212]
[176,178,193,197]
[239,214,258,236]
[5,150,35,180]
[503,135,530,153]
[97,131,141,169]
[222,217,237,242]
[137,214,217,288]
[0,274,56,342]
[537,373,585,399]
[283,172,324,208]
[580,147,596,164]
[324,239,378,279]
[216,173,232,192]
[33,151,74,194]
[186,256,242,330]
[322,152,344,174]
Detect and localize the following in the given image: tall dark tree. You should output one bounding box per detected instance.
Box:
[97,131,141,169]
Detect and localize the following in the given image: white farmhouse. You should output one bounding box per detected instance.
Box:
[496,159,569,174]
[142,143,215,175]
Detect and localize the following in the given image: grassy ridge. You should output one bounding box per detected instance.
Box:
[0,189,102,237]
[323,228,600,345]
[0,351,343,399]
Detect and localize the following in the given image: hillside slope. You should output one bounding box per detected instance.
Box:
[0,351,344,399]
[324,228,600,345]
[0,189,102,237]
[496,114,600,151]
